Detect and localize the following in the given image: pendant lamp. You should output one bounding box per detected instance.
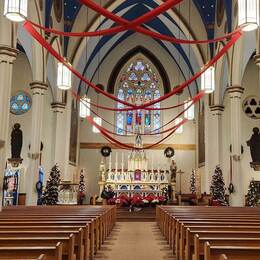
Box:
[184,100,194,120]
[57,61,72,90]
[201,66,215,94]
[175,117,184,134]
[238,0,259,31]
[4,0,27,22]
[79,96,91,118]
[93,116,102,133]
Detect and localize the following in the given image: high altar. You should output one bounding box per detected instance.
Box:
[98,135,169,197]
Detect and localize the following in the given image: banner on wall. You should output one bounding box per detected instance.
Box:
[2,168,20,206]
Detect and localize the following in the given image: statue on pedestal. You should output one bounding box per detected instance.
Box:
[247,127,260,170]
[170,160,177,183]
[8,123,23,167]
[11,123,23,159]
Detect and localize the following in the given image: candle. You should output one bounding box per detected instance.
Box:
[151,154,154,173]
[121,152,124,172]
[115,151,118,172]
[109,153,112,173]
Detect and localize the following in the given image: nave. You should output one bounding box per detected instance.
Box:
[95,222,174,260]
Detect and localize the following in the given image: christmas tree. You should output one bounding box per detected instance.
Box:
[42,164,61,205]
[246,179,258,207]
[190,169,196,194]
[78,170,86,205]
[210,166,227,206]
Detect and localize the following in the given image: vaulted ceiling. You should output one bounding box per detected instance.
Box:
[44,1,233,94]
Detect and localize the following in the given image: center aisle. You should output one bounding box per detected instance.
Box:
[96,222,175,259]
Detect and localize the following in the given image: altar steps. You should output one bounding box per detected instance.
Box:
[116,207,156,222]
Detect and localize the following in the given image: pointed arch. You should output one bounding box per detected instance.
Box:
[108,46,170,94]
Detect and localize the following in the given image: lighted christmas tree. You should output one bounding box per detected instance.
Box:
[190,169,196,194]
[78,170,86,205]
[246,179,258,207]
[210,166,227,206]
[42,164,61,205]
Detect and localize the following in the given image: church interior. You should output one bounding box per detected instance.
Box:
[1,0,260,259]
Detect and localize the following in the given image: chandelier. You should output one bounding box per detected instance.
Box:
[57,61,72,90]
[238,0,259,31]
[4,0,27,22]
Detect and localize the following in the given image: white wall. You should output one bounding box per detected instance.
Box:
[78,34,198,201]
[7,52,55,191]
[221,59,260,205]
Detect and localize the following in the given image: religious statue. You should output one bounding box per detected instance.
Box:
[170,160,177,183]
[11,123,23,159]
[247,127,260,164]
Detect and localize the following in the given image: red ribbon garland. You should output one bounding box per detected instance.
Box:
[87,115,187,150]
[23,21,242,111]
[28,0,183,38]
[80,0,242,44]
[73,90,187,112]
[82,91,205,136]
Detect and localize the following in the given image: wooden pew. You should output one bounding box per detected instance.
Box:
[193,235,260,260]
[0,205,116,260]
[156,206,260,260]
[204,242,260,260]
[0,242,62,260]
[0,235,75,260]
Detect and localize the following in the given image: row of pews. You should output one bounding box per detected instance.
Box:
[156,206,260,260]
[0,205,116,259]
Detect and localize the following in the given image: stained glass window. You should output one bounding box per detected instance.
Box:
[115,57,162,135]
[10,91,32,115]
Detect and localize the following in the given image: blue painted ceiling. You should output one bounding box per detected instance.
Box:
[44,1,233,93]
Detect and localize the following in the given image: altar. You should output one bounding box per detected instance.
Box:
[98,134,170,198]
[104,169,169,197]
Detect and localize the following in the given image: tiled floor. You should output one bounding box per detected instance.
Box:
[95,222,175,260]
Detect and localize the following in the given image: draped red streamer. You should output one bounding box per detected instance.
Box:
[28,0,183,38]
[72,89,187,112]
[80,0,242,44]
[23,21,242,110]
[87,115,187,150]
[82,91,205,136]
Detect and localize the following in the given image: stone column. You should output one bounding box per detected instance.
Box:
[254,54,260,87]
[204,105,225,193]
[51,102,66,175]
[26,81,48,205]
[0,46,18,210]
[227,86,244,206]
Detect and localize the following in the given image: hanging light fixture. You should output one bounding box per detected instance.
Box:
[93,117,102,133]
[201,66,215,94]
[57,61,72,90]
[79,96,91,118]
[4,0,28,22]
[184,100,194,120]
[238,0,259,31]
[175,117,184,134]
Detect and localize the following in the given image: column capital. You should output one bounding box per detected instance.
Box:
[30,81,48,94]
[51,102,66,113]
[254,54,260,66]
[209,105,225,115]
[0,45,19,63]
[226,85,244,97]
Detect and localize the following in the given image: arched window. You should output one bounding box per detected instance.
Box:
[115,56,162,135]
